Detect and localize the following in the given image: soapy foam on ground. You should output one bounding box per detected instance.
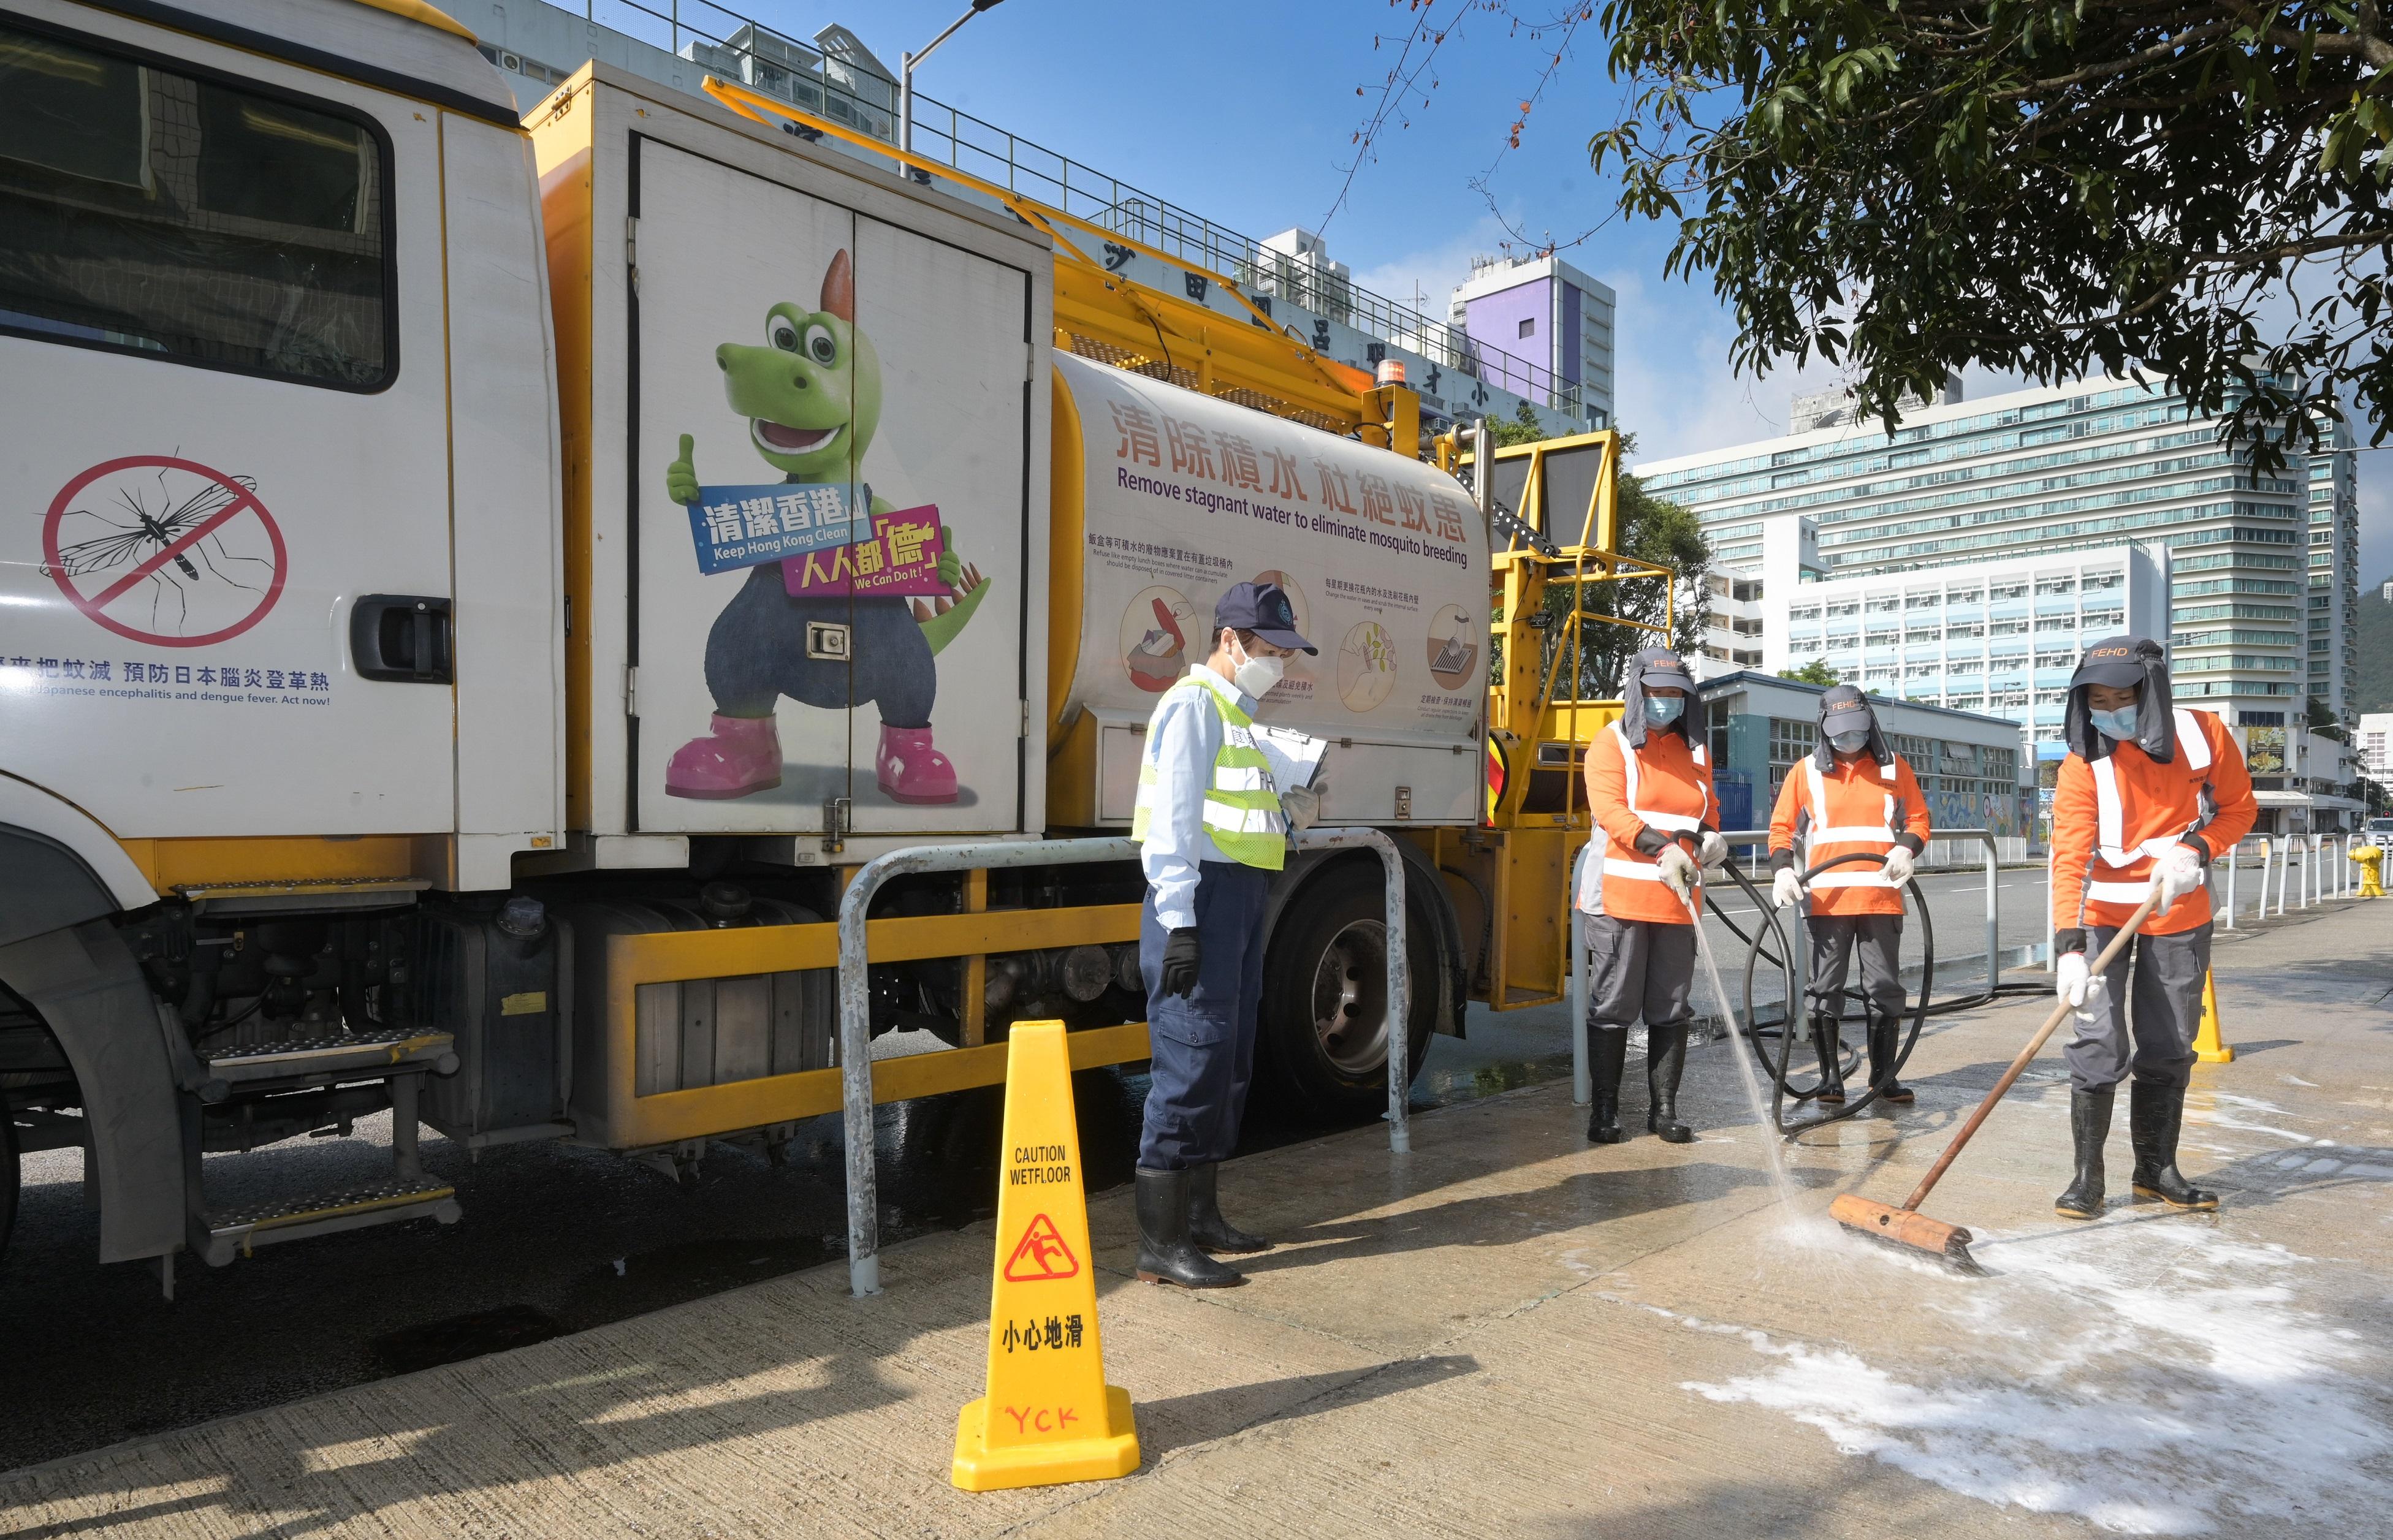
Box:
[1674,1222,2392,1534]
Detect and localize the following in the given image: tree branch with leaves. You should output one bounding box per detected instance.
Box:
[1589,0,2393,461]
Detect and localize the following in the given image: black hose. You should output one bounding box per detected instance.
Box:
[1708,853,2041,1139]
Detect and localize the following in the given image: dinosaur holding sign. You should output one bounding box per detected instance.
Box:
[663,249,989,803]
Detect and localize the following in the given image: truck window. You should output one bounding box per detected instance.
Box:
[0,21,392,389]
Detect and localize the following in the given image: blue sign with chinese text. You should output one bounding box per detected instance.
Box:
[687,482,870,575]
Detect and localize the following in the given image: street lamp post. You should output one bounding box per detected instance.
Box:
[899,0,1007,172]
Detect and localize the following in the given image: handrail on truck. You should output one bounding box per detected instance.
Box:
[1570,830,2004,1107]
[835,827,1412,1297]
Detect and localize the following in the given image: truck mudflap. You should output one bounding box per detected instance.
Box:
[0,920,183,1264]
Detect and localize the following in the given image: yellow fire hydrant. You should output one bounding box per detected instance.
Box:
[2352,841,2384,900]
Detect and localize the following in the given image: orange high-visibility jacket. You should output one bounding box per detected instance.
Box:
[1579,720,1715,924]
[1767,753,1931,917]
[2051,708,2255,937]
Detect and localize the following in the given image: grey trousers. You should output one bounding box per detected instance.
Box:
[1582,913,1695,1030]
[2064,922,2212,1092]
[1806,914,1904,1020]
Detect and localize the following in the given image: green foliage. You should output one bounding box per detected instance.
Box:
[2357,580,2393,713]
[1488,396,1547,447]
[1779,658,1840,686]
[1588,0,2393,463]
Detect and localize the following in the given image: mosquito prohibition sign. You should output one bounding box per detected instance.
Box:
[42,455,288,648]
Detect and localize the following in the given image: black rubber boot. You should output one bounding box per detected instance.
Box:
[2053,1086,2114,1219]
[2129,1080,2219,1210]
[1811,1012,1846,1104]
[1186,1162,1269,1253]
[1135,1167,1244,1288]
[1586,1026,1628,1144]
[1645,1022,1696,1144]
[1868,1012,1914,1105]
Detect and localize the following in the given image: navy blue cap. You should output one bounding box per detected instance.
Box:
[1216,581,1315,654]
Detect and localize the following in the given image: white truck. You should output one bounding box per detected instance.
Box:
[0,0,1626,1289]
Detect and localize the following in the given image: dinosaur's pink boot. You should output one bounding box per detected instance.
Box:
[666,714,782,799]
[876,723,957,804]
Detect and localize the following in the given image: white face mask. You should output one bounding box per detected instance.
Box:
[1230,636,1284,698]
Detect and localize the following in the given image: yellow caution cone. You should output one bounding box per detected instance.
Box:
[951,1020,1139,1492]
[2191,968,2234,1064]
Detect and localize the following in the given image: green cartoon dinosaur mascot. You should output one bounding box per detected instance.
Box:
[663,249,988,803]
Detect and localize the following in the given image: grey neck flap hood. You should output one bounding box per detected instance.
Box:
[2064,634,2177,762]
[1619,646,1699,749]
[1811,683,1893,773]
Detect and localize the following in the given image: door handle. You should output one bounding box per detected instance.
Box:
[351,594,454,683]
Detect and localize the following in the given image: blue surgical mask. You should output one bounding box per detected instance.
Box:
[1645,695,1685,726]
[2090,704,2139,741]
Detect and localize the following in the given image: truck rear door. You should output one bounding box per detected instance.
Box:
[0,10,456,844]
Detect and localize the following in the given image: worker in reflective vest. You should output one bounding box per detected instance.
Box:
[1128,582,1319,1288]
[2049,635,2255,1220]
[1578,647,1727,1144]
[1767,686,1932,1106]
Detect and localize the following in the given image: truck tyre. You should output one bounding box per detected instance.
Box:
[1257,863,1438,1117]
[0,1109,17,1266]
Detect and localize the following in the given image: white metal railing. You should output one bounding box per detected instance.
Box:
[833,829,1410,1296]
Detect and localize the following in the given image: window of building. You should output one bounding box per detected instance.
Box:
[1906,592,1941,610]
[1990,581,2029,599]
[2034,690,2067,705]
[1904,663,1940,678]
[2034,615,2077,632]
[2034,649,2077,669]
[1767,717,1816,797]
[2036,577,2078,595]
[1948,586,1984,604]
[1948,657,1984,675]
[1866,596,1900,614]
[1788,604,1822,622]
[1903,626,1940,643]
[1947,694,1986,711]
[1518,317,1535,339]
[1827,601,1860,618]
[0,22,394,389]
[2083,572,2122,590]
[1947,622,1985,639]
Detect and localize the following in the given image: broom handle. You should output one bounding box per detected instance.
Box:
[1897,889,2163,1215]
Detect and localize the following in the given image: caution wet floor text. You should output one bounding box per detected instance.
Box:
[951,1020,1139,1490]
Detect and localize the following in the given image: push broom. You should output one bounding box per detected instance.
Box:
[1827,887,2164,1272]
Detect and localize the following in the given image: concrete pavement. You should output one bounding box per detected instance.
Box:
[6,898,2389,1538]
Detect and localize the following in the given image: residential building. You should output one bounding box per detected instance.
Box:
[1762,540,2170,763]
[2359,713,2393,788]
[1639,378,2354,741]
[1694,673,2034,860]
[1450,253,1618,428]
[454,1,1594,436]
[2307,415,2362,719]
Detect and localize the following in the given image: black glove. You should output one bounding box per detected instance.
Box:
[1160,927,1201,998]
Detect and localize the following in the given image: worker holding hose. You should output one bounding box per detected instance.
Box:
[1578,647,1727,1144]
[1767,685,1932,1107]
[2049,636,2254,1219]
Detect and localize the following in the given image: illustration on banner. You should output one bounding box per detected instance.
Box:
[663,250,991,804]
[1119,585,1196,692]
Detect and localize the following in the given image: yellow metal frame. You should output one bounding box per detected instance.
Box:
[1418,429,1677,1012]
[595,904,1146,1148]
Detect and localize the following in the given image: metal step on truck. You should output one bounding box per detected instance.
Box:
[0,0,1658,1294]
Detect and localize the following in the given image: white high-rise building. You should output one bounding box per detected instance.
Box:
[1639,378,2359,753]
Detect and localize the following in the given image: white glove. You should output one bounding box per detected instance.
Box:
[2153,843,2205,908]
[1772,867,1805,909]
[1698,830,1729,870]
[1654,843,1698,898]
[2056,952,2110,1015]
[1280,778,1324,832]
[1880,844,1916,889]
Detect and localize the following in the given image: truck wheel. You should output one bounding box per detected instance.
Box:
[0,1110,17,1265]
[1258,863,1438,1117]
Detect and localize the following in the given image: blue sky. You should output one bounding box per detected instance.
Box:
[730,0,2391,583]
